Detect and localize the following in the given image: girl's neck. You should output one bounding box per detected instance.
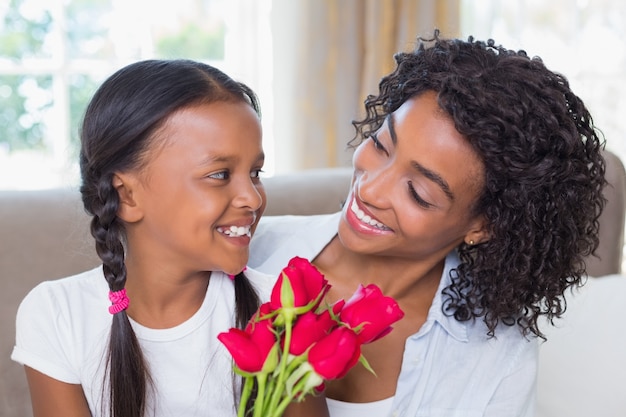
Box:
[122,260,212,329]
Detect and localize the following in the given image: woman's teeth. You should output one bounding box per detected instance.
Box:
[218,225,251,237]
[350,200,387,229]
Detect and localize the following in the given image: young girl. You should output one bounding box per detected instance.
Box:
[12,60,275,417]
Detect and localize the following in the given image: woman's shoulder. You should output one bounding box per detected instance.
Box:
[244,267,276,302]
[250,213,341,275]
[255,212,341,235]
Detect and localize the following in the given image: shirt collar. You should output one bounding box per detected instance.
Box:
[412,250,469,343]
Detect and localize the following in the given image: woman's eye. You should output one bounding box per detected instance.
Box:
[408,181,433,208]
[208,171,229,180]
[371,134,385,151]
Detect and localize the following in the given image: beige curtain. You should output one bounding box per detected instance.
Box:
[270,0,460,172]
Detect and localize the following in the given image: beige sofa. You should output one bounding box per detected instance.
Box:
[1,153,625,417]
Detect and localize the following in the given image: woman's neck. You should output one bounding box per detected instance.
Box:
[313,236,445,305]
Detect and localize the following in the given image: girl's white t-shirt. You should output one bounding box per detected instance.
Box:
[12,266,273,417]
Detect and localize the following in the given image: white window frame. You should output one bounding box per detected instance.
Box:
[0,0,274,190]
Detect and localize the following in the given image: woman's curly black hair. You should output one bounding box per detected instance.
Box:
[350,30,607,338]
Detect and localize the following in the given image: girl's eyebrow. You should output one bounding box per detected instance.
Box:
[388,112,454,201]
[198,152,265,166]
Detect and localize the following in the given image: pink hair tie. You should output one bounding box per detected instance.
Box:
[108,289,130,314]
[228,266,248,281]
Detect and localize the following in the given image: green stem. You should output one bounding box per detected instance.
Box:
[267,313,293,413]
[263,370,276,412]
[285,354,307,376]
[271,373,311,417]
[238,376,254,417]
[253,373,267,417]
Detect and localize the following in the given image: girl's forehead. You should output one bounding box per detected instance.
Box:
[146,102,262,159]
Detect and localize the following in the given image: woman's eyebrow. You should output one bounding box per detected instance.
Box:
[411,161,455,201]
[387,113,398,145]
[388,112,455,201]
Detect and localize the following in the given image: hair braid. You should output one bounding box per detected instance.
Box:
[84,174,151,417]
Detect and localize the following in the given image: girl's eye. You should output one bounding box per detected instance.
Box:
[250,169,264,179]
[408,181,433,209]
[208,171,229,180]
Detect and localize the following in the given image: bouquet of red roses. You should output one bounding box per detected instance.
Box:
[218,257,404,417]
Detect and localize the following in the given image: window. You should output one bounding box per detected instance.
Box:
[4,1,624,191]
[460,0,626,167]
[0,0,273,189]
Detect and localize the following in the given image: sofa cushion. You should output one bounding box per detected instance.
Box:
[536,274,626,417]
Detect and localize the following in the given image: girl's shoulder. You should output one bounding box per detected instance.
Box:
[15,266,111,345]
[12,266,112,383]
[19,266,108,315]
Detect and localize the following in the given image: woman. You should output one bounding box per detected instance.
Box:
[249,31,606,416]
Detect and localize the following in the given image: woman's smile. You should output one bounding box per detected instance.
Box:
[344,193,392,235]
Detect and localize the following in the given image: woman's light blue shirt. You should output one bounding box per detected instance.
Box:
[249,212,537,417]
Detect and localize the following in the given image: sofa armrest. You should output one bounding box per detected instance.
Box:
[585,150,626,277]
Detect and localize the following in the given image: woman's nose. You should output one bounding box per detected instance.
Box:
[356,167,394,209]
[352,143,396,209]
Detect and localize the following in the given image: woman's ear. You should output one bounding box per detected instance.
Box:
[112,173,143,223]
[464,216,490,246]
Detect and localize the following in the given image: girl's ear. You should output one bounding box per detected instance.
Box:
[464,215,491,246]
[112,173,144,223]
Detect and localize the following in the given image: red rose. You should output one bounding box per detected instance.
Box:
[308,327,361,379]
[270,257,330,310]
[339,284,405,344]
[289,310,337,356]
[218,303,278,374]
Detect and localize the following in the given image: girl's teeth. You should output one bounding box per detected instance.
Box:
[350,200,387,229]
[230,226,244,235]
[219,225,251,237]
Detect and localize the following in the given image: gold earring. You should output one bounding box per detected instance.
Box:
[468,240,475,246]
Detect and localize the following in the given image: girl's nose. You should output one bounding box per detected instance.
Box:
[233,178,264,211]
